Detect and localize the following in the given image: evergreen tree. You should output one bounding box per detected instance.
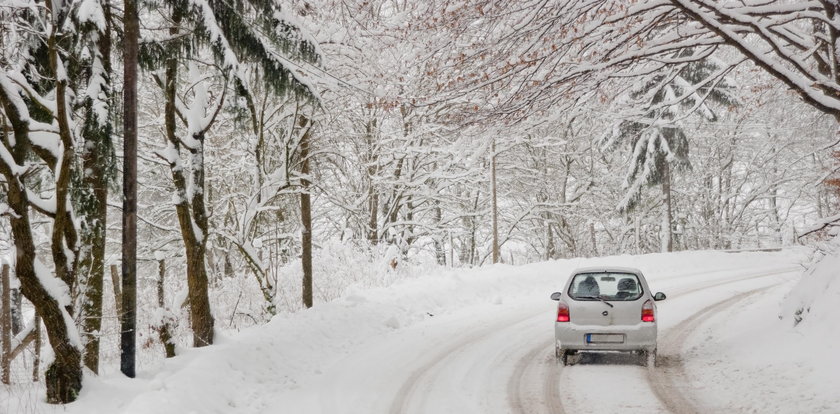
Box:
[607,52,737,251]
[68,0,117,375]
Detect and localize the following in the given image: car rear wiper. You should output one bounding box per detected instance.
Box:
[578,295,614,308]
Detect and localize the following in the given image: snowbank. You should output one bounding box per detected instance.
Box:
[686,272,840,413]
[0,249,810,413]
[780,235,840,332]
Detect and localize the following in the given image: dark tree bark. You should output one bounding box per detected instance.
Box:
[33,316,41,382]
[80,0,114,374]
[1,49,83,406]
[156,260,176,358]
[661,161,673,253]
[120,0,140,379]
[299,115,314,309]
[490,137,499,264]
[10,287,22,335]
[160,9,214,347]
[2,263,10,385]
[0,133,82,404]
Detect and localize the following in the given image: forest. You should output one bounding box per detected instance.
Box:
[1,0,839,404]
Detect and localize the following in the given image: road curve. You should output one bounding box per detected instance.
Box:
[647,284,780,414]
[388,311,545,414]
[502,267,799,414]
[387,267,799,414]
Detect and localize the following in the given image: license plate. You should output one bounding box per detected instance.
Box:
[586,333,625,344]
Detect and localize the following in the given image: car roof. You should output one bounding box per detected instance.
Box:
[571,266,644,276]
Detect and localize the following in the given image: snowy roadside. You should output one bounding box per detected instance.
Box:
[682,278,840,413]
[1,249,812,414]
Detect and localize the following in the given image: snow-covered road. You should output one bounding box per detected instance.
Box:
[280,264,802,414]
[7,250,840,414]
[391,268,800,414]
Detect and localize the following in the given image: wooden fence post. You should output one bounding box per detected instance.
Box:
[2,263,11,385]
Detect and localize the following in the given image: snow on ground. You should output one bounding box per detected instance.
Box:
[683,278,840,414]
[683,237,840,414]
[3,248,838,414]
[781,235,840,331]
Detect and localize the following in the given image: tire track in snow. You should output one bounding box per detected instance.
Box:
[387,331,487,414]
[647,281,788,414]
[506,338,565,414]
[508,267,799,414]
[663,267,800,298]
[387,312,539,414]
[389,266,799,414]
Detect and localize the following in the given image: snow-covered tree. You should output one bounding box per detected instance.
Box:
[137,0,320,345]
[0,0,100,401]
[605,56,738,251]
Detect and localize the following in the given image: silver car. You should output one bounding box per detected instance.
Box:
[550,266,666,366]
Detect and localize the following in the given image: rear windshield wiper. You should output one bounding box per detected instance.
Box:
[577,295,614,308]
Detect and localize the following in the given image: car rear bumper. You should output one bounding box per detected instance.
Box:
[555,322,657,351]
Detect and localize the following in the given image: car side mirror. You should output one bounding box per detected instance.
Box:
[654,292,666,301]
[550,292,562,301]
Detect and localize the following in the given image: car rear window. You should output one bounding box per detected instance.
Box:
[568,272,643,301]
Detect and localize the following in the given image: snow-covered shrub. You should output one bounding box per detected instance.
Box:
[269,238,441,314]
[781,234,840,328]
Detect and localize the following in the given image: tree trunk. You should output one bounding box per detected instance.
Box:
[634,215,641,254]
[299,115,314,309]
[10,286,22,335]
[16,214,82,403]
[661,162,673,253]
[768,145,783,246]
[2,263,10,385]
[0,67,83,405]
[120,0,140,379]
[78,0,113,375]
[536,189,555,260]
[110,265,121,317]
[449,231,455,266]
[184,236,214,347]
[79,135,108,375]
[187,136,215,347]
[433,203,446,265]
[368,188,379,245]
[33,316,41,382]
[385,156,405,242]
[366,118,379,244]
[162,10,214,348]
[47,14,79,295]
[490,137,500,264]
[404,196,416,251]
[157,260,176,358]
[545,224,555,260]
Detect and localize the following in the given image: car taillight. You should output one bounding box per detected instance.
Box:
[556,302,570,322]
[641,299,655,322]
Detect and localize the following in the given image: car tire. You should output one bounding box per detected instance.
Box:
[645,348,657,368]
[555,346,568,365]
